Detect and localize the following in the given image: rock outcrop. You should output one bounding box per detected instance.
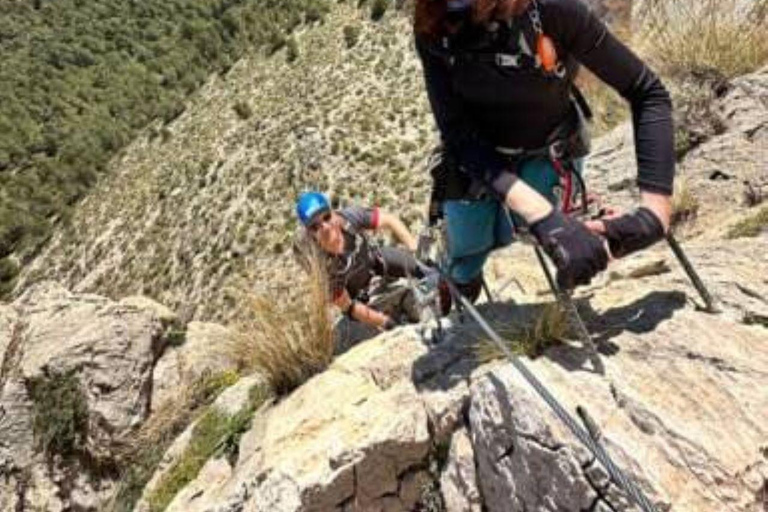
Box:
[0,282,168,510]
[129,65,767,512]
[1,12,765,512]
[137,230,768,510]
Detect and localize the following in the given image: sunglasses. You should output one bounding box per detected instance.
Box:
[447,0,474,11]
[307,211,332,233]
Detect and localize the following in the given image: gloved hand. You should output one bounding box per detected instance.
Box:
[382,317,400,331]
[530,209,609,290]
[602,207,665,258]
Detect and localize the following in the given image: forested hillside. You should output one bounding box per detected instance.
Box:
[0,0,336,295]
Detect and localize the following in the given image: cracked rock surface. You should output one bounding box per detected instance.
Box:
[0,282,167,511]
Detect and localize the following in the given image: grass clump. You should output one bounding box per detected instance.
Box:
[726,206,768,239]
[226,253,334,394]
[671,178,700,228]
[475,303,571,362]
[233,101,253,120]
[28,369,89,460]
[145,383,270,512]
[634,0,768,79]
[107,369,242,512]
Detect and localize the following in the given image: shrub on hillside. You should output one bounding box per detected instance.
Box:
[343,24,361,48]
[635,0,768,79]
[286,37,300,63]
[28,370,89,460]
[370,0,388,21]
[233,101,254,120]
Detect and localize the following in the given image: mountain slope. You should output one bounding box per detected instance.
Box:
[17,4,434,321]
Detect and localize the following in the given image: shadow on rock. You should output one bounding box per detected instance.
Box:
[585,290,688,346]
[412,290,687,391]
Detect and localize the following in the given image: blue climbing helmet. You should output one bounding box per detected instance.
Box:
[296,191,331,226]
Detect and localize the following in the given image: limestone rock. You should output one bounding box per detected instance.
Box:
[160,330,436,512]
[151,321,237,412]
[135,374,268,512]
[440,428,482,512]
[469,366,599,512]
[16,281,165,444]
[120,295,179,326]
[0,282,167,510]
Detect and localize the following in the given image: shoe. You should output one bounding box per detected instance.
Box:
[455,275,483,304]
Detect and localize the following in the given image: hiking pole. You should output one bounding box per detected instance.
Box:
[533,244,605,374]
[502,208,604,374]
[665,233,718,313]
[435,268,658,512]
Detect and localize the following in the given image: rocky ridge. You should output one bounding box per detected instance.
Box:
[2,63,766,511]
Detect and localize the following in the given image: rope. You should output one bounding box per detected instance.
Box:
[434,268,658,512]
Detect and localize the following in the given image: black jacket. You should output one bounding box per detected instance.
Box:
[416,0,675,195]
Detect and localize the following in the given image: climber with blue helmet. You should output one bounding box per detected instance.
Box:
[295,191,450,335]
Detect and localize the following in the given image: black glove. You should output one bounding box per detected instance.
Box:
[602,207,665,258]
[530,210,609,290]
[382,317,399,331]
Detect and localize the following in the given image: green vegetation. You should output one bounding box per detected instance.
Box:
[109,369,244,512]
[475,303,570,361]
[727,206,768,239]
[286,37,300,63]
[0,0,332,296]
[370,0,389,21]
[146,383,269,512]
[28,369,89,460]
[343,25,362,49]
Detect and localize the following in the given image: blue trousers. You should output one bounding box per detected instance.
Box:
[444,157,580,284]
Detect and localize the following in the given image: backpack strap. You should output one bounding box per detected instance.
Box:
[439,0,567,80]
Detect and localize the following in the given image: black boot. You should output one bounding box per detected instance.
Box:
[455,275,483,304]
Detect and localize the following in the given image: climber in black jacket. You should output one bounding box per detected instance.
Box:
[414,0,675,298]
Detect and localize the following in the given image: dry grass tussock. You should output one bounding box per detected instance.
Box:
[224,248,335,394]
[105,370,240,512]
[671,178,700,231]
[474,302,572,362]
[634,0,768,79]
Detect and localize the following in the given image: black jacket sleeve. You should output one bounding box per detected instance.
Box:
[544,0,676,195]
[415,36,509,177]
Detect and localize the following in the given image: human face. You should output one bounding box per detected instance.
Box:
[307,211,344,254]
[496,0,519,20]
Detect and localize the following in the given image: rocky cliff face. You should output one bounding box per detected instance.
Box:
[0,282,241,511]
[2,64,765,511]
[2,0,766,508]
[130,225,768,512]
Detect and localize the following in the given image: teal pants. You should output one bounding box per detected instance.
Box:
[444,157,580,284]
